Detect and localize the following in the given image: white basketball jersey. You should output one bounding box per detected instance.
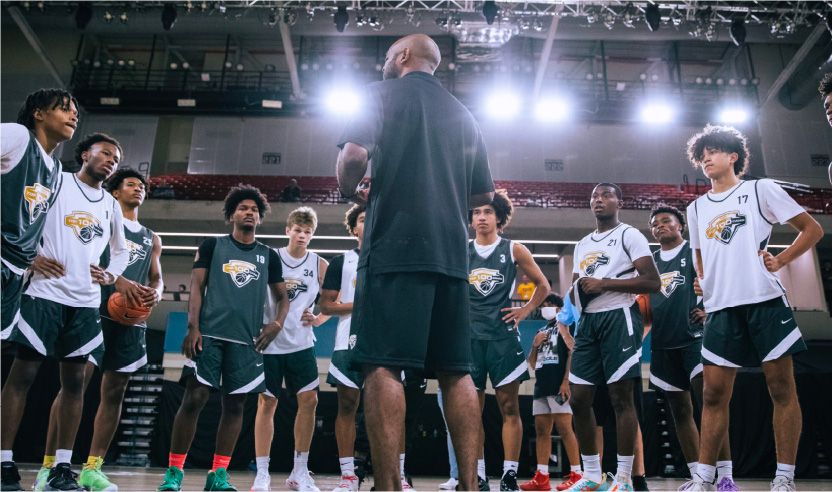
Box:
[25,173,127,308]
[262,248,321,354]
[334,249,359,351]
[572,223,653,313]
[687,179,804,312]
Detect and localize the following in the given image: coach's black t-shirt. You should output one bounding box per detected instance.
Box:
[337,71,494,280]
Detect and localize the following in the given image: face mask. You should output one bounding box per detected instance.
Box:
[541,307,558,320]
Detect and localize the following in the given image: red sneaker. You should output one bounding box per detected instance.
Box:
[520,470,551,491]
[556,472,583,491]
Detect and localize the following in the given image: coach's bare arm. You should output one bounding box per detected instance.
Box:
[470,191,494,209]
[337,143,369,205]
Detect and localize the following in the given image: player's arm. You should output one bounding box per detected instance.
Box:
[502,242,550,327]
[258,281,290,352]
[1,123,30,174]
[95,203,151,306]
[569,273,580,306]
[528,330,547,369]
[758,212,823,273]
[301,257,332,327]
[580,255,660,295]
[141,233,164,308]
[559,332,573,401]
[319,289,353,316]
[337,143,369,205]
[182,267,208,359]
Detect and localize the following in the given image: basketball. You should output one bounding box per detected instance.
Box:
[107,292,152,325]
[636,294,651,325]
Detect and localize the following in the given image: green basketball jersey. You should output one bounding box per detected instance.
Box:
[468,238,517,340]
[649,241,703,349]
[100,220,156,327]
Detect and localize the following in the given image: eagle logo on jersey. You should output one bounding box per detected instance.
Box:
[24,183,51,224]
[222,260,260,288]
[284,278,309,301]
[469,268,505,296]
[64,211,104,245]
[706,211,747,245]
[126,239,147,266]
[580,252,610,276]
[660,271,686,298]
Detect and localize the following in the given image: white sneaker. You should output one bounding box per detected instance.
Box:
[332,475,359,492]
[610,472,633,491]
[250,469,271,491]
[287,469,320,492]
[678,474,716,492]
[439,477,458,490]
[401,475,415,491]
[770,476,795,491]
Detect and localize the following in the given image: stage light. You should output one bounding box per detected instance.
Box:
[640,73,647,81]
[236,63,244,71]
[117,59,125,67]
[333,5,349,32]
[719,107,749,124]
[716,77,724,85]
[640,103,674,123]
[103,11,113,23]
[162,4,177,30]
[268,10,277,26]
[485,91,521,120]
[447,62,456,71]
[651,74,659,82]
[730,19,746,45]
[170,62,178,70]
[586,73,594,80]
[705,77,713,85]
[695,77,703,84]
[75,2,93,29]
[728,78,736,85]
[119,12,128,25]
[93,60,101,68]
[106,59,115,66]
[483,1,497,25]
[535,98,569,122]
[751,78,759,86]
[740,78,748,85]
[645,3,660,31]
[182,62,190,69]
[325,88,361,116]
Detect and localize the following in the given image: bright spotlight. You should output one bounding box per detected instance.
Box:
[485,92,521,120]
[719,107,749,124]
[325,88,360,116]
[640,103,674,123]
[535,99,569,122]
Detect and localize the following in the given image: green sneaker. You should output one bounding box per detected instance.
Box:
[205,468,237,491]
[158,467,184,491]
[32,467,50,491]
[79,467,118,491]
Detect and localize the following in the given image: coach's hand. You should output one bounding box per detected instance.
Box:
[693,276,703,296]
[502,305,532,328]
[256,322,282,352]
[689,308,706,326]
[758,250,784,273]
[301,308,323,327]
[579,277,605,294]
[30,255,66,279]
[182,326,202,359]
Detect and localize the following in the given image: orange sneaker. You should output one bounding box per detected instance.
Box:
[520,470,552,491]
[556,472,584,491]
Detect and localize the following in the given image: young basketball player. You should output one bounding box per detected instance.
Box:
[468,190,550,491]
[681,125,822,492]
[253,207,329,492]
[566,183,660,492]
[157,185,289,492]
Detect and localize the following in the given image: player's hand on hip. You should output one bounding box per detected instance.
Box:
[301,308,322,327]
[693,276,703,296]
[758,250,784,273]
[30,255,66,279]
[579,277,604,294]
[256,322,282,351]
[115,276,147,307]
[90,264,110,285]
[501,306,531,327]
[182,327,202,359]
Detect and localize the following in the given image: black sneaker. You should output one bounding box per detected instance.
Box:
[354,457,367,489]
[633,474,649,491]
[0,462,22,491]
[44,463,84,491]
[499,471,519,491]
[478,476,490,491]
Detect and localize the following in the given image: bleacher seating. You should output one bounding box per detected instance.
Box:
[147,175,831,214]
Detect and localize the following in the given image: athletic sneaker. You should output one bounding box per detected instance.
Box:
[1,462,22,491]
[33,467,50,491]
[677,474,715,492]
[439,478,458,490]
[157,467,184,491]
[78,467,118,491]
[287,470,319,492]
[563,474,608,492]
[353,458,368,490]
[556,472,583,491]
[715,478,738,491]
[205,468,237,491]
[609,473,633,492]
[44,463,84,491]
[519,471,551,491]
[632,475,648,491]
[250,469,271,491]
[769,477,795,492]
[401,475,414,491]
[500,471,519,491]
[479,477,491,491]
[332,475,359,492]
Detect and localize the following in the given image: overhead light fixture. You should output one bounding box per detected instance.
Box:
[236,63,244,71]
[325,88,360,116]
[127,59,135,67]
[177,99,196,107]
[587,13,596,24]
[283,9,297,26]
[645,3,660,32]
[535,98,569,122]
[640,103,674,123]
[119,12,128,25]
[719,107,749,124]
[333,5,349,32]
[485,91,521,121]
[100,97,120,106]
[730,19,746,45]
[603,11,615,29]
[117,59,125,67]
[262,100,283,109]
[170,62,178,69]
[482,1,497,25]
[103,11,113,23]
[75,2,93,29]
[162,4,177,30]
[182,62,190,69]
[305,3,314,21]
[268,9,277,26]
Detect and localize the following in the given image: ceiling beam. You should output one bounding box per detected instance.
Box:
[533,5,564,99]
[7,6,64,87]
[278,18,303,99]
[759,22,827,109]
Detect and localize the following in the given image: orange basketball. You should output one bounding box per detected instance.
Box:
[636,294,652,325]
[107,292,152,325]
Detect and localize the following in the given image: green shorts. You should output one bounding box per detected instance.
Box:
[264,347,320,397]
[1,263,25,340]
[649,341,703,392]
[569,304,644,386]
[701,295,806,368]
[89,318,147,373]
[326,349,364,389]
[180,336,265,394]
[471,336,530,390]
[10,295,102,359]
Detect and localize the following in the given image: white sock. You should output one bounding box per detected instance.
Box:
[581,454,602,483]
[696,463,716,483]
[570,465,582,474]
[687,462,698,478]
[0,450,12,463]
[503,461,519,476]
[616,455,634,479]
[293,451,309,473]
[477,459,486,480]
[775,463,795,482]
[256,456,269,474]
[340,457,355,477]
[400,453,405,476]
[716,461,733,481]
[537,464,549,475]
[55,449,72,465]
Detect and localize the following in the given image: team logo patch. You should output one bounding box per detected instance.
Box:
[580,251,610,276]
[660,271,686,298]
[126,239,147,266]
[64,211,104,245]
[469,267,505,296]
[222,260,260,287]
[348,334,357,350]
[706,211,747,245]
[284,277,309,301]
[24,183,51,224]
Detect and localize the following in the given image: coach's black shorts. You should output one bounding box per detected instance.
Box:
[349,269,472,375]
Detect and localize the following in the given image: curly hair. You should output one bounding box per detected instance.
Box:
[223,184,270,220]
[543,293,564,308]
[468,189,514,232]
[104,167,147,194]
[17,88,78,131]
[650,203,687,235]
[686,124,750,176]
[74,133,123,167]
[343,204,367,236]
[287,206,318,231]
[820,73,831,99]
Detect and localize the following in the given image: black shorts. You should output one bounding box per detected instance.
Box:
[90,318,147,373]
[570,304,644,386]
[264,347,320,397]
[181,336,265,394]
[649,341,703,392]
[1,263,25,340]
[10,295,101,359]
[349,270,472,375]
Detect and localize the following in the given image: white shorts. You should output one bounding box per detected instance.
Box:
[532,396,573,416]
